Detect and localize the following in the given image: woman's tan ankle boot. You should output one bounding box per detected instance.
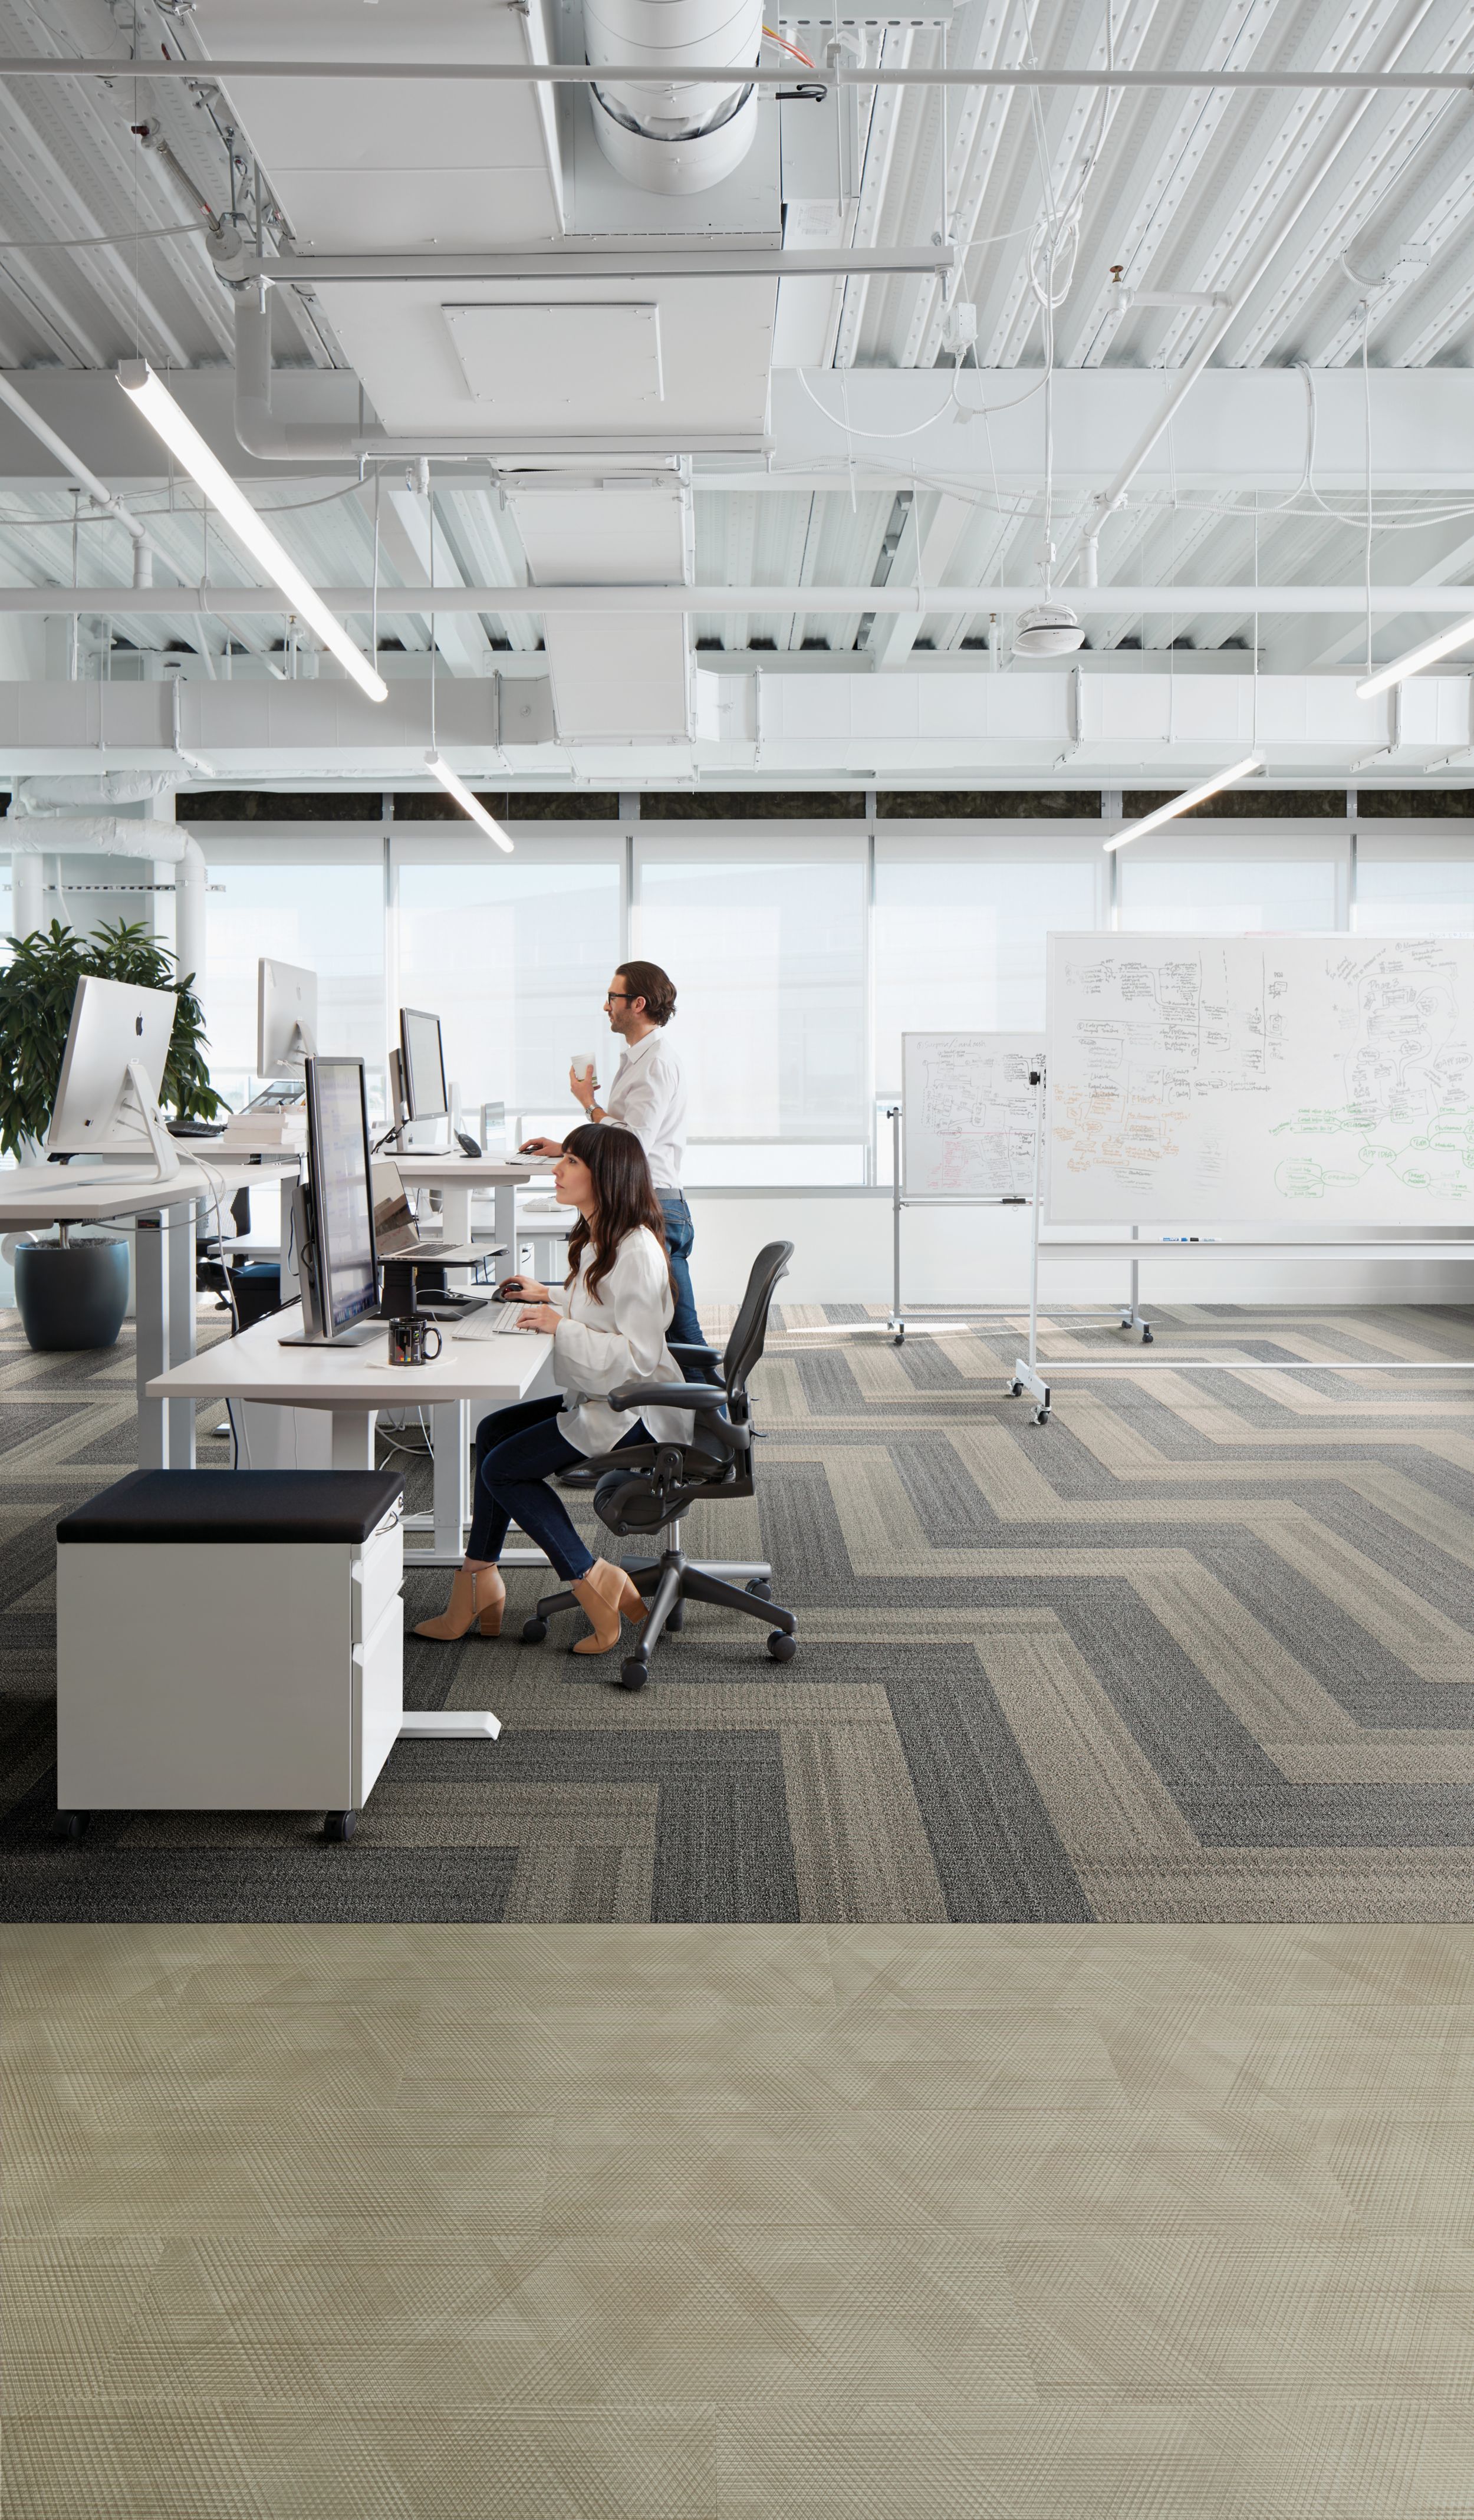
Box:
[413,1564,506,1642]
[570,1559,635,1655]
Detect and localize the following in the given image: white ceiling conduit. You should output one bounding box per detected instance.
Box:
[585,0,764,195]
[0,374,153,586]
[6,795,208,982]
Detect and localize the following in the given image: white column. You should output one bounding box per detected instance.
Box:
[9,846,42,937]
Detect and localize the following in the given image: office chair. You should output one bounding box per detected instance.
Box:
[522,1239,798,1691]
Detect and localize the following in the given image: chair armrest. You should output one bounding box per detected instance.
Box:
[609,1379,733,1417]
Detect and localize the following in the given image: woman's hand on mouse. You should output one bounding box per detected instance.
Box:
[518,1136,564,1159]
[497,1272,548,1303]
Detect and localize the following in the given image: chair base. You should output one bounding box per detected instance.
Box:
[524,1546,797,1689]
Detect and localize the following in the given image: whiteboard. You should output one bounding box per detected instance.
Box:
[1046,932,1474,1226]
[901,1032,1045,1199]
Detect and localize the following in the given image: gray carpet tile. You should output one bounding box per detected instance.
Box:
[2,1301,1474,1921]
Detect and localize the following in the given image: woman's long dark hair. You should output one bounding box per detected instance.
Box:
[562,1123,674,1303]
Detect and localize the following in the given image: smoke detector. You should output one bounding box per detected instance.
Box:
[1014,600,1084,656]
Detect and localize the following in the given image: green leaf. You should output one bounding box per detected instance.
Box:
[0,915,223,1159]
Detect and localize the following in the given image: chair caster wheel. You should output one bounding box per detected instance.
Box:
[745,1577,772,1599]
[324,1811,357,1843]
[1031,1406,1051,1426]
[522,1617,548,1644]
[766,1631,797,1662]
[615,1656,649,1692]
[54,1811,88,1842]
[1008,1379,1023,1397]
[666,1607,685,1632]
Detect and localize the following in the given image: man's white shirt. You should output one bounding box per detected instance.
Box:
[601,1028,687,1192]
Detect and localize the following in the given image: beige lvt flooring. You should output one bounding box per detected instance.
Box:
[4,1921,1474,2518]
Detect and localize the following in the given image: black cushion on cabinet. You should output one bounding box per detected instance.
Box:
[57,1469,404,1548]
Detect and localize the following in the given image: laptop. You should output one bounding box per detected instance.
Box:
[372,1159,483,1265]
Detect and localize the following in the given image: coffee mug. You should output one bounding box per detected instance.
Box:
[387,1314,442,1367]
[571,1052,596,1083]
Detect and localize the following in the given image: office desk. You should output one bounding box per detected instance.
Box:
[0,1157,291,1470]
[147,1301,557,1739]
[394,1155,537,1255]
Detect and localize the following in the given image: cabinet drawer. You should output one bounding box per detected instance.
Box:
[352,1512,404,1641]
[353,1593,403,1803]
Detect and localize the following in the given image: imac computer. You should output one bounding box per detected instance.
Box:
[281,1055,381,1347]
[399,1008,448,1123]
[47,976,182,1182]
[258,958,318,1077]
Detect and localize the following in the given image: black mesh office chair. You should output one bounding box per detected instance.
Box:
[522,1239,797,1692]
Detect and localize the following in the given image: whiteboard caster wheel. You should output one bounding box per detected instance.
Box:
[521,1617,548,1643]
[766,1631,797,1662]
[1141,1325,1153,1345]
[1008,1379,1023,1397]
[1031,1406,1051,1426]
[54,1810,88,1842]
[323,1810,357,1843]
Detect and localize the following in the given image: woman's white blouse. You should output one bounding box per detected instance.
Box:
[548,1225,690,1456]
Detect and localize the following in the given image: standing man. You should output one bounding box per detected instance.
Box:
[521,960,707,1356]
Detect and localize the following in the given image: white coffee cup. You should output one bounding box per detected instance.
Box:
[571,1052,597,1083]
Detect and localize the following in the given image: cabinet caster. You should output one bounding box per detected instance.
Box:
[766,1631,797,1662]
[614,1655,649,1692]
[54,1810,88,1842]
[521,1617,548,1644]
[323,1810,357,1843]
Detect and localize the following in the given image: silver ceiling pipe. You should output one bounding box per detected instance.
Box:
[0,373,154,583]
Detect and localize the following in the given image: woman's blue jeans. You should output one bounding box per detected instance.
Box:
[657,1190,708,1364]
[468,1393,649,1582]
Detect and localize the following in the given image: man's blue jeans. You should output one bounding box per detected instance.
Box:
[657,1190,709,1367]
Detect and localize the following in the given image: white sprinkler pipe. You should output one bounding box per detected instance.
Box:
[0,373,154,584]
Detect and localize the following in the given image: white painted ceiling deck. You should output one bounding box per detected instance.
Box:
[0,0,1470,787]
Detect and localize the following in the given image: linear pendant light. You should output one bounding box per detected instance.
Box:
[425,751,514,851]
[1357,615,1474,702]
[1103,754,1264,852]
[116,360,387,703]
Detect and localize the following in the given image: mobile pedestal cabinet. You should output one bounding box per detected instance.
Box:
[55,1469,405,1843]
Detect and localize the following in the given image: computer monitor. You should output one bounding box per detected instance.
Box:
[258,958,318,1075]
[399,1008,448,1121]
[285,1056,379,1347]
[47,976,181,1180]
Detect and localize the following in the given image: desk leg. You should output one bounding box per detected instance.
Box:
[166,1204,196,1470]
[331,1409,376,1470]
[440,1185,473,1245]
[431,1401,468,1554]
[494,1182,516,1258]
[134,1213,165,1469]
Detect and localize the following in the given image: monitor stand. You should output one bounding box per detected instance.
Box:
[54,1064,183,1186]
[278,1319,381,1350]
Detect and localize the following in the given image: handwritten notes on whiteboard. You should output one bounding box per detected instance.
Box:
[901,1032,1044,1198]
[1046,932,1474,1225]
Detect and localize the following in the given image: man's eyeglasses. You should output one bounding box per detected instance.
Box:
[603,992,630,1005]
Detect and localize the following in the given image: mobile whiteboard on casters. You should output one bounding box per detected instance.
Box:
[1045,932,1474,1227]
[901,1032,1045,1200]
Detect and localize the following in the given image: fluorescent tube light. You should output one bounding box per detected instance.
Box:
[1103,754,1264,852]
[426,752,514,852]
[116,359,387,704]
[1357,616,1474,701]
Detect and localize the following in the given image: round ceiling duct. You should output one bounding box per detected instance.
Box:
[1013,600,1085,657]
[584,0,763,195]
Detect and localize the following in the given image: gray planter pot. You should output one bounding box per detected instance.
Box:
[15,1234,130,1351]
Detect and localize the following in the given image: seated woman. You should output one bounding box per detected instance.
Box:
[414,1122,689,1656]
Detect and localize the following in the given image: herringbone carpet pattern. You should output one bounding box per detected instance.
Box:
[3,1301,1473,1923]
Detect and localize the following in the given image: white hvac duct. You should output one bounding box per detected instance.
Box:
[584,0,762,194]
[7,804,208,991]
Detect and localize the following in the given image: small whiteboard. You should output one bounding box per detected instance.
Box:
[901,1032,1044,1199]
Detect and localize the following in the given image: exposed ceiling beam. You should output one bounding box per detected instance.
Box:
[10,583,1474,617]
[2,58,1472,92]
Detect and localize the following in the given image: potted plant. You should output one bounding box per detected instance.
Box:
[0,919,224,1351]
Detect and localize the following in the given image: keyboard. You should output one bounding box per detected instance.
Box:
[449,1302,538,1340]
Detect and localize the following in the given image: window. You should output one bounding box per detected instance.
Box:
[633,834,867,1181]
[204,847,387,1118]
[1117,849,1343,933]
[396,842,621,1137]
[1353,855,1474,936]
[874,843,1101,1091]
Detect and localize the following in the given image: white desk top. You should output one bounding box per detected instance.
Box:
[394,1155,537,1185]
[146,1300,554,1410]
[0,1151,298,1231]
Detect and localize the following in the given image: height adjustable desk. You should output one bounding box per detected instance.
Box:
[0,1154,296,1470]
[147,1302,556,1739]
[392,1155,537,1258]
